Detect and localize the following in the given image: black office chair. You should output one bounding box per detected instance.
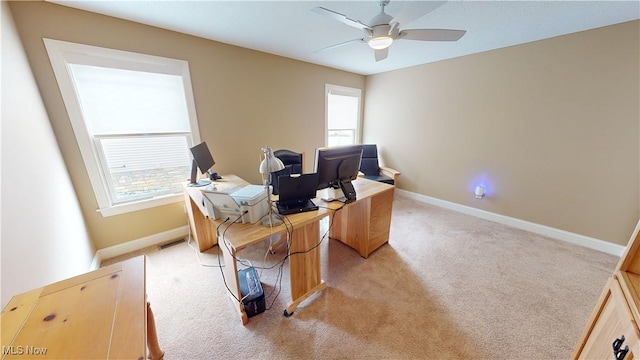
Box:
[358,144,400,186]
[271,149,303,195]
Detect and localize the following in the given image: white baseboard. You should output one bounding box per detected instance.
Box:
[396,189,625,257]
[91,225,190,269]
[89,191,624,270]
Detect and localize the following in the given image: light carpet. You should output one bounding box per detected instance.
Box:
[102,192,618,359]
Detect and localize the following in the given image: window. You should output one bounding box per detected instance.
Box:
[44,39,201,216]
[325,84,362,146]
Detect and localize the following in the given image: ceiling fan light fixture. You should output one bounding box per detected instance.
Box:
[368,36,393,50]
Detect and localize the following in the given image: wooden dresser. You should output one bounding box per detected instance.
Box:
[573,220,640,359]
[1,256,163,360]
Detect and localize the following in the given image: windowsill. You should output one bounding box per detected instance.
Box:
[97,193,183,217]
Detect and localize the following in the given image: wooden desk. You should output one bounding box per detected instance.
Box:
[217,205,331,324]
[1,256,163,360]
[184,175,395,324]
[184,174,330,323]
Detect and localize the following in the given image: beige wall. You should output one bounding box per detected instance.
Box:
[2,2,94,307]
[9,1,638,250]
[9,1,365,250]
[364,20,640,245]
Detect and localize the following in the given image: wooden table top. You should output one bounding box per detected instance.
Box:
[1,256,147,360]
[214,177,394,251]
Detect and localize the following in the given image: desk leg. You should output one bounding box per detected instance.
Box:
[147,301,164,360]
[329,187,394,258]
[329,200,368,257]
[183,189,217,252]
[284,220,326,316]
[219,236,249,324]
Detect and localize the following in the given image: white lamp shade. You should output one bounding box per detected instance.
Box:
[259,147,285,174]
[260,157,285,173]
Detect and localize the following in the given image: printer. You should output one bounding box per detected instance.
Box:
[202,185,269,224]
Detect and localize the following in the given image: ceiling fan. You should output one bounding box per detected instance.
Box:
[312,0,466,61]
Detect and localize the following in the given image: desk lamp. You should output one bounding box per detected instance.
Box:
[259,146,285,226]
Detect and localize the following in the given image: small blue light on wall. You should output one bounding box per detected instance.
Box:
[470,172,491,199]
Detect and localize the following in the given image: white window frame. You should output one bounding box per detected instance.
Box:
[44,38,202,217]
[324,84,363,146]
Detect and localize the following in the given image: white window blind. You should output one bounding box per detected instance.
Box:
[99,136,191,173]
[70,64,191,135]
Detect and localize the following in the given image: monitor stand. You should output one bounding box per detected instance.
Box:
[320,186,345,202]
[320,182,355,204]
[188,179,212,187]
[339,179,356,204]
[188,159,213,187]
[336,160,357,203]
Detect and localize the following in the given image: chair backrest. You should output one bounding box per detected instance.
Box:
[359,144,380,176]
[272,149,303,195]
[274,149,303,174]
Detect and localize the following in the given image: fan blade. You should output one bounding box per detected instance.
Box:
[398,29,466,41]
[311,7,371,30]
[315,38,366,53]
[375,48,388,62]
[389,1,446,28]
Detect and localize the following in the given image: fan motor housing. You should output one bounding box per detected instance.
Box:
[369,12,393,26]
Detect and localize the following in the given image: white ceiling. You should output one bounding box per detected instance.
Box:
[50,0,640,75]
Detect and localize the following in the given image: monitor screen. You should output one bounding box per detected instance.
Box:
[189,142,215,187]
[313,145,363,202]
[191,142,216,174]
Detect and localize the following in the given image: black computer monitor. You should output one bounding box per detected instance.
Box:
[313,145,363,203]
[188,142,215,187]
